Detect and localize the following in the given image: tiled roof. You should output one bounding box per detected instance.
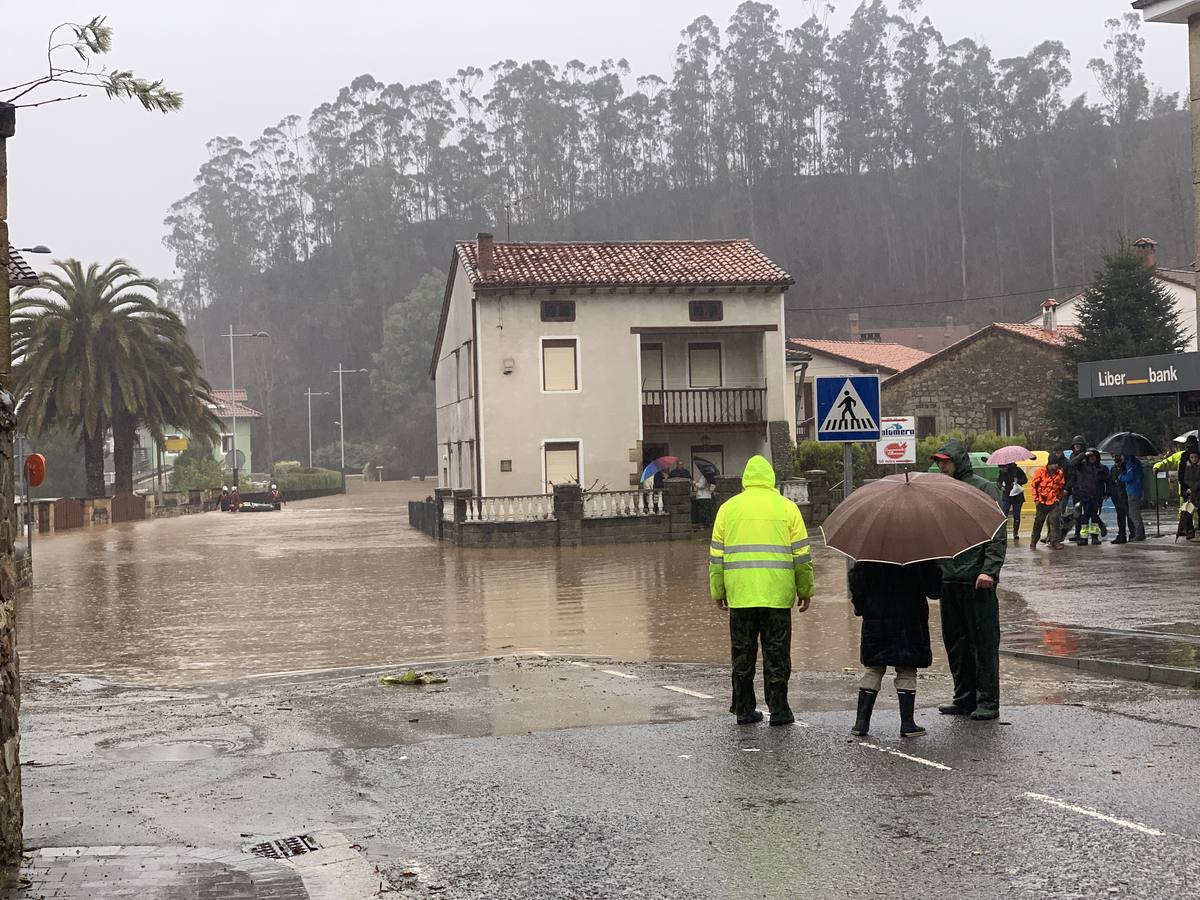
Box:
[883,323,1078,386]
[993,322,1079,347]
[6,246,38,288]
[788,339,930,373]
[454,239,794,289]
[210,389,262,419]
[1157,267,1196,290]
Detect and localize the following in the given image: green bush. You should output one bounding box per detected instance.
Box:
[170,454,227,491]
[272,467,341,492]
[272,460,304,474]
[970,431,1031,455]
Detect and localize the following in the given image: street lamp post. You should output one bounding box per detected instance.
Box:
[303,388,330,468]
[225,325,269,487]
[331,364,369,474]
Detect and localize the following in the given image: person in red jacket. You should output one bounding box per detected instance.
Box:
[1029,459,1066,551]
[229,486,241,512]
[267,484,285,510]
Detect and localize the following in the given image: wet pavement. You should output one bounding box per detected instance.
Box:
[12,483,1200,897]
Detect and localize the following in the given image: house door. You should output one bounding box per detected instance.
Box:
[544,442,581,491]
[640,343,664,390]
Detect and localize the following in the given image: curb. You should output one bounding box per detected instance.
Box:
[1001,648,1200,687]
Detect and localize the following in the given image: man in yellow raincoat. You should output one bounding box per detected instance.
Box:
[709,455,814,726]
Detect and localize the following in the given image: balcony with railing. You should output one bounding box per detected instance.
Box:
[642,386,766,429]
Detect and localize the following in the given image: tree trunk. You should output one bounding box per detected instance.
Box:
[957,124,968,301]
[83,429,107,498]
[112,413,137,495]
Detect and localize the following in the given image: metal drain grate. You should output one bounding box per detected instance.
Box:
[247,833,322,859]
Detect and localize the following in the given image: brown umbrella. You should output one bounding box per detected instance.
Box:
[820,472,1006,565]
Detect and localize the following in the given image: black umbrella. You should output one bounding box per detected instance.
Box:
[1097,431,1160,458]
[693,457,721,482]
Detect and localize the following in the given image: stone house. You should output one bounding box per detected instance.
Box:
[880,311,1078,446]
[429,234,796,496]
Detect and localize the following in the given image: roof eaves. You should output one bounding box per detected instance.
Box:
[787,341,900,373]
[6,246,38,288]
[429,252,462,381]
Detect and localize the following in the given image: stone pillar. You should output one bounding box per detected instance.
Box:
[664,478,692,534]
[0,100,22,865]
[713,475,743,514]
[767,420,795,483]
[433,488,452,541]
[553,483,583,547]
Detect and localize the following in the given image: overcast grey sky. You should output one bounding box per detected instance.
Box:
[3,0,1189,278]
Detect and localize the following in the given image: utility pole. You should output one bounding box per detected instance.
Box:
[303,388,329,468]
[225,326,269,486]
[331,364,368,473]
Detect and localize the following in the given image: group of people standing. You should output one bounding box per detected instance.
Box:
[998,436,1146,550]
[709,439,1005,739]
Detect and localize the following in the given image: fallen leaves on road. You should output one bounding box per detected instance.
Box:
[381,670,449,686]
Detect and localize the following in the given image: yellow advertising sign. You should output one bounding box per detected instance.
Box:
[164,437,189,453]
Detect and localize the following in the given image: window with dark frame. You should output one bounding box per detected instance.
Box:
[689,300,723,322]
[916,416,937,439]
[540,300,576,322]
[991,407,1015,437]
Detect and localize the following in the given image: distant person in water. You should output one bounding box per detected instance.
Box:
[268,483,285,510]
[218,486,230,512]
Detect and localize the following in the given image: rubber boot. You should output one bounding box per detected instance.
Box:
[736,710,764,726]
[850,688,877,737]
[898,690,926,738]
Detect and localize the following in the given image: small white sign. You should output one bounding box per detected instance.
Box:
[876,416,917,465]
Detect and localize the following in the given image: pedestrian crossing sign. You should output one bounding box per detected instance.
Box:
[815,375,881,443]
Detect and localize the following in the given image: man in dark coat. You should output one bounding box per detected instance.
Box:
[1065,436,1088,541]
[1073,450,1108,546]
[849,561,942,738]
[932,439,1007,721]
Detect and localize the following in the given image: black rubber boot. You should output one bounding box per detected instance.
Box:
[736,710,764,725]
[850,688,877,736]
[938,702,973,716]
[898,690,926,737]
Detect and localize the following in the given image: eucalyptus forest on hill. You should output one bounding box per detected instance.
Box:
[162,2,1192,475]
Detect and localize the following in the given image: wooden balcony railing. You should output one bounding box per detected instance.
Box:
[642,388,766,427]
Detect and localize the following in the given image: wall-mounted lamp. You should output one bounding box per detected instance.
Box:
[502,358,515,375]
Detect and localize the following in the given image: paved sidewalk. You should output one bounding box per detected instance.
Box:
[0,845,308,899]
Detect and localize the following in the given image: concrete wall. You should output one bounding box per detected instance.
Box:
[472,288,789,497]
[434,260,479,492]
[212,419,254,473]
[881,331,1065,446]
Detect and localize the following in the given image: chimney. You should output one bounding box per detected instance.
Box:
[1041,298,1059,332]
[849,312,860,342]
[1133,237,1158,271]
[476,232,496,275]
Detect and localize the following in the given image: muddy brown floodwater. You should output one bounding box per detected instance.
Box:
[18,482,895,686]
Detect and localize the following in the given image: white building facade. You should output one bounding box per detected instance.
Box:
[431,235,796,497]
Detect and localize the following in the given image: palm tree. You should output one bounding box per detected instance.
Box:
[12,259,219,497]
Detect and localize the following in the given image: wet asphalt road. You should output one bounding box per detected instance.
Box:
[19,655,1200,899]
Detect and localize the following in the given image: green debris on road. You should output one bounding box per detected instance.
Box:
[382,670,448,686]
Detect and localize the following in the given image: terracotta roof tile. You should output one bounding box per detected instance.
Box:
[993,322,1079,347]
[455,239,793,289]
[788,339,930,373]
[210,389,262,419]
[6,246,38,288]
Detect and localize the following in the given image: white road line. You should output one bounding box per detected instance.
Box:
[793,721,810,728]
[567,661,592,669]
[662,685,714,699]
[859,742,953,771]
[600,669,639,679]
[742,748,761,753]
[1024,792,1165,837]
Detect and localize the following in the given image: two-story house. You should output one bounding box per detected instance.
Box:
[430,234,796,496]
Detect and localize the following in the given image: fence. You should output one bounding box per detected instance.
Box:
[110,492,146,524]
[583,489,666,518]
[642,387,766,426]
[466,494,554,523]
[53,498,85,531]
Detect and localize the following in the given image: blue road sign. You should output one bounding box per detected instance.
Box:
[815,375,881,443]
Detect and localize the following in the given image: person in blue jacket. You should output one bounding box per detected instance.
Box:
[1116,455,1146,542]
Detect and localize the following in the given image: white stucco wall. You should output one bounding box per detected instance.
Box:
[473,288,789,496]
[1026,278,1199,350]
[433,260,479,490]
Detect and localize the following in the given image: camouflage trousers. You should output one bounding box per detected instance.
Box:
[728,607,792,718]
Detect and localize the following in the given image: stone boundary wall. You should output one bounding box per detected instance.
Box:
[410,479,814,548]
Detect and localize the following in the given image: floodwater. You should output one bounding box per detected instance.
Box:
[17,482,882,686]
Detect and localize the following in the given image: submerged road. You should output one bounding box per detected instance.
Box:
[13,483,1200,897]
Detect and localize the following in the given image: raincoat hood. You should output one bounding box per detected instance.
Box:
[741,455,777,491]
[935,438,973,480]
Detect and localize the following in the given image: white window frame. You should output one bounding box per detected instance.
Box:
[540,438,584,493]
[540,335,582,394]
[687,339,725,389]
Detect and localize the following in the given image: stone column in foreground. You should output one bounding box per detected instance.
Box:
[0,101,24,865]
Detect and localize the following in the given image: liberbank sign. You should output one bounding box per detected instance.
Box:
[1078,352,1200,398]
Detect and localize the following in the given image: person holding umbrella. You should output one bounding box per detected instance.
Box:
[1097,432,1158,543]
[931,439,1007,721]
[709,455,813,727]
[820,465,1006,734]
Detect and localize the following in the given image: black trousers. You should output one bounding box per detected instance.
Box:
[939,581,1000,715]
[729,607,792,717]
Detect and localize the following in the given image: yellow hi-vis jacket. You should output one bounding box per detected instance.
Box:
[709,455,814,609]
